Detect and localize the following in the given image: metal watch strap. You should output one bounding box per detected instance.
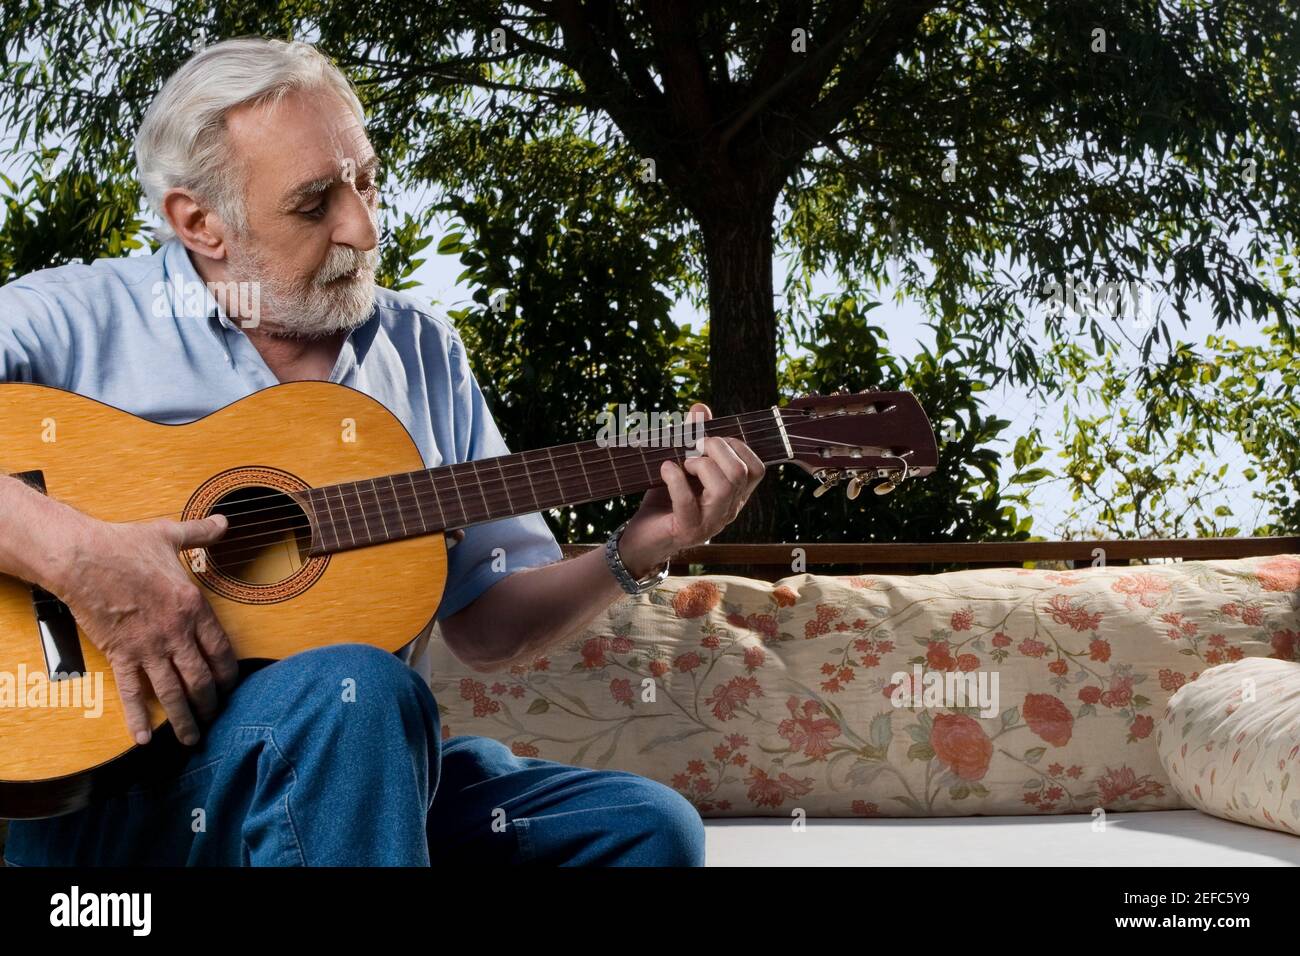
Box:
[604,520,670,594]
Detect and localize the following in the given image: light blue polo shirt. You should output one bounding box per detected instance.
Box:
[0,238,563,662]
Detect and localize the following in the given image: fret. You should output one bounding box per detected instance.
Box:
[303,488,321,552]
[541,447,565,511]
[521,450,541,511]
[609,443,631,495]
[302,489,319,549]
[470,460,491,518]
[745,413,789,463]
[637,445,653,485]
[689,418,709,451]
[650,443,676,484]
[368,479,390,537]
[574,443,594,500]
[421,469,447,529]
[447,465,468,526]
[496,457,513,514]
[462,462,487,523]
[404,472,428,532]
[343,483,372,542]
[325,487,342,552]
[611,444,639,497]
[307,488,334,553]
[604,443,620,498]
[387,475,408,536]
[551,444,585,506]
[654,416,675,451]
[333,485,358,547]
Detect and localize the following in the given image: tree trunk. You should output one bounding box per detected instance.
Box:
[699,203,779,543]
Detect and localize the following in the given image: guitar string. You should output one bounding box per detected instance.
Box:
[156,423,908,551]
[176,435,860,557]
[132,401,915,525]
[48,404,915,565]
[97,406,794,525]
[185,437,916,566]
[206,428,830,532]
[109,406,860,526]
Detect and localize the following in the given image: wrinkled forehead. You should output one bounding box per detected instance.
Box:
[224,87,375,205]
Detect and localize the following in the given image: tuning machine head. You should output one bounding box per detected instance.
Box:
[812,468,843,497]
[840,465,905,499]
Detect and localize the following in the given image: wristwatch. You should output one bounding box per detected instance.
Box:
[604,520,670,594]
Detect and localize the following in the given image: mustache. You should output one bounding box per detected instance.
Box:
[316,246,379,284]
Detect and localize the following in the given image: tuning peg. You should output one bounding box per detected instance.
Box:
[846,475,865,500]
[812,469,842,497]
[873,479,895,496]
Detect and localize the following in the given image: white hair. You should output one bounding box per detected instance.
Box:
[135,37,366,241]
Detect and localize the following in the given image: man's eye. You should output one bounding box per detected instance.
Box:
[300,202,326,219]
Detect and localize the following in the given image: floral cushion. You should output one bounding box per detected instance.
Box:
[427,554,1300,817]
[1158,656,1300,835]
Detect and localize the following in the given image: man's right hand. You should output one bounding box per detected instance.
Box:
[55,513,238,747]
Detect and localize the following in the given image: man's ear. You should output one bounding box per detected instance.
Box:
[161,186,230,263]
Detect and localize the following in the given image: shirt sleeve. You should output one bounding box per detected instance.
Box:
[0,279,75,386]
[434,329,564,621]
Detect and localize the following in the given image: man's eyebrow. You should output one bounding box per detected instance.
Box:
[282,173,334,209]
[280,155,382,209]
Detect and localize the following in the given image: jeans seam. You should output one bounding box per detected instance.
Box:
[239,723,307,867]
[512,817,534,862]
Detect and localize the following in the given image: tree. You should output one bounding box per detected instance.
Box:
[1045,325,1300,538]
[774,289,1035,546]
[435,126,706,541]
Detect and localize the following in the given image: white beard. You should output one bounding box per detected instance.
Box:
[225,238,380,340]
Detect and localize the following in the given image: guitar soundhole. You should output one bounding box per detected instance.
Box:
[181,466,329,604]
[207,486,313,585]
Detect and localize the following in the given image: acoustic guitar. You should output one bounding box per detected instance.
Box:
[0,382,937,818]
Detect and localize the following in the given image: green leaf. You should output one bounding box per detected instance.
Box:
[869,712,893,750]
[907,742,936,762]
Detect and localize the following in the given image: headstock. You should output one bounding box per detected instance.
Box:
[779,388,938,499]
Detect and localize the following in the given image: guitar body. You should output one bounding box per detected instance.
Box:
[0,382,447,818]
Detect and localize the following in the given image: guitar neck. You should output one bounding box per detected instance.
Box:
[303,409,793,555]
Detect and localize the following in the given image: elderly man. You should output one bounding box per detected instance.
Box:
[0,37,764,866]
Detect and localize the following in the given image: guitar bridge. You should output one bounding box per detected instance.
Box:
[11,470,87,680]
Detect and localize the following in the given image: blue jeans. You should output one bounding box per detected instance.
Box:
[3,644,705,866]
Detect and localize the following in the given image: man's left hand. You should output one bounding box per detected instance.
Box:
[615,402,765,577]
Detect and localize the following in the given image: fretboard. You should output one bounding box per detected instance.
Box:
[303,409,793,555]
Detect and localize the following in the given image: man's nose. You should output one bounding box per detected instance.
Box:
[332,185,379,253]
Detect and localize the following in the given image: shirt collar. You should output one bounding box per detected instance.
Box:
[160,237,232,329]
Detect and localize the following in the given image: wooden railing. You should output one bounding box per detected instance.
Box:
[561,537,1300,578]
